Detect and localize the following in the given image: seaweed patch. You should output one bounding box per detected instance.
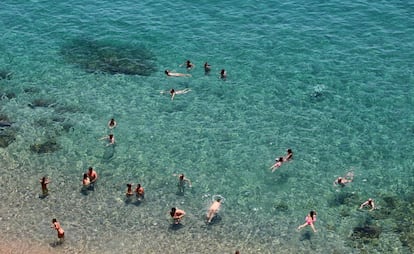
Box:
[60,38,157,76]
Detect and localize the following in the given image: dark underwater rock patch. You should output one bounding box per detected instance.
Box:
[351,225,382,240]
[30,140,61,153]
[0,128,16,148]
[0,70,12,80]
[60,38,157,76]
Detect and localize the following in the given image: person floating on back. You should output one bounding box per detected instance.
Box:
[161,88,192,101]
[165,70,192,77]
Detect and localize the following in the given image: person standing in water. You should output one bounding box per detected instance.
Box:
[87,167,98,189]
[135,183,145,201]
[51,218,65,243]
[204,62,211,74]
[39,176,50,196]
[126,183,133,197]
[180,60,195,70]
[177,174,192,193]
[220,69,227,80]
[297,210,317,233]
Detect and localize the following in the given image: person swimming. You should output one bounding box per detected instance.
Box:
[270,157,284,172]
[164,70,192,77]
[108,118,117,129]
[359,198,375,211]
[333,170,354,187]
[206,197,222,224]
[297,210,317,233]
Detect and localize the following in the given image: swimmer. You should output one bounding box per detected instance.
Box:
[161,88,192,101]
[170,207,186,224]
[204,62,211,74]
[206,197,222,224]
[135,183,145,200]
[100,134,115,146]
[82,173,90,188]
[164,70,192,77]
[108,118,117,129]
[87,167,98,188]
[359,198,375,211]
[220,69,227,80]
[333,170,354,187]
[126,183,133,197]
[283,148,293,161]
[297,210,317,233]
[39,176,50,196]
[51,218,65,242]
[270,157,284,172]
[177,174,192,193]
[180,60,195,70]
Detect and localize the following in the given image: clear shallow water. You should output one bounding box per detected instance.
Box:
[0,0,413,253]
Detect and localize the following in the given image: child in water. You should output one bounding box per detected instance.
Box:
[297,210,317,233]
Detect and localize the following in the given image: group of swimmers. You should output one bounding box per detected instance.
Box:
[267,149,376,233]
[162,60,227,100]
[168,173,222,225]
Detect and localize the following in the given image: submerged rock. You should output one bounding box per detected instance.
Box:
[30,140,61,153]
[60,38,157,76]
[0,70,12,80]
[351,225,382,240]
[0,128,16,148]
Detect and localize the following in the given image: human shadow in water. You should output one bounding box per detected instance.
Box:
[169,223,184,231]
[299,231,312,241]
[206,214,222,226]
[102,145,115,162]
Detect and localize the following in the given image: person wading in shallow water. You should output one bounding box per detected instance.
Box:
[51,218,65,243]
[170,207,186,224]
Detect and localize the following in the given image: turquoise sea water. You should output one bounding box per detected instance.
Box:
[0,0,413,253]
